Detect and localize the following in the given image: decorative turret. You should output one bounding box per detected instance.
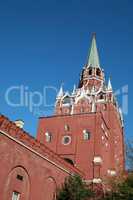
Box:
[57,85,64,99]
[72,84,76,96]
[55,34,118,116]
[107,78,113,91]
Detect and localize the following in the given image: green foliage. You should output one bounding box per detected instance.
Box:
[55,175,94,200]
[103,173,133,200]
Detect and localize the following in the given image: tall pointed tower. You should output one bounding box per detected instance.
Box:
[37,34,125,184]
[54,34,108,115]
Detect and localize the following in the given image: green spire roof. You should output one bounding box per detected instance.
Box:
[87,33,100,68]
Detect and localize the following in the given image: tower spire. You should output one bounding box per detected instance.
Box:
[57,85,64,99]
[108,77,112,91]
[87,33,100,68]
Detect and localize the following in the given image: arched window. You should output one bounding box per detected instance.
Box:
[64,124,70,131]
[64,158,74,166]
[96,68,101,76]
[63,96,71,104]
[100,94,104,100]
[83,129,91,140]
[89,68,92,75]
[12,191,20,200]
[4,166,30,200]
[45,132,52,142]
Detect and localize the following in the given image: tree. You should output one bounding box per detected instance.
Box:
[103,173,133,200]
[55,174,94,200]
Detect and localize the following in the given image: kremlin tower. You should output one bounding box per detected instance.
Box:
[0,34,125,200]
[37,34,125,183]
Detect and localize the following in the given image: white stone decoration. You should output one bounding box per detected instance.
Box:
[102,136,104,140]
[71,104,74,115]
[93,178,102,184]
[105,131,108,138]
[119,107,124,127]
[72,84,76,95]
[101,123,109,138]
[91,101,96,112]
[57,86,64,99]
[101,123,104,130]
[105,142,108,147]
[75,88,91,104]
[15,120,24,128]
[107,78,112,91]
[93,156,102,164]
[107,170,116,176]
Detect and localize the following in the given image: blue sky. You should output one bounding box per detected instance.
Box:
[0,0,132,139]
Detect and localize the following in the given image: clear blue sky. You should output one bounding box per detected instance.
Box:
[0,0,132,140]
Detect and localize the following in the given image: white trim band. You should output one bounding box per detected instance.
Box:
[0,130,73,175]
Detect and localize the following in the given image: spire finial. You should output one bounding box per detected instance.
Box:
[92,32,96,37]
[108,77,113,91]
[72,84,76,95]
[87,33,100,68]
[57,85,64,98]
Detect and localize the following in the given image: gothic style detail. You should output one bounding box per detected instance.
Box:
[38,34,125,184]
[0,34,124,198]
[107,78,112,91]
[55,34,116,116]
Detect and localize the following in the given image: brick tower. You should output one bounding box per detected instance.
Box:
[37,34,125,184]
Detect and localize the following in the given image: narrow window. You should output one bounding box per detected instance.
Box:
[64,124,70,131]
[96,68,101,76]
[100,94,104,99]
[64,158,74,166]
[63,96,71,104]
[12,191,20,200]
[83,130,91,140]
[89,68,92,75]
[16,174,23,181]
[45,132,52,142]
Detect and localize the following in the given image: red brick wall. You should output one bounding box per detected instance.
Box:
[0,116,83,200]
[37,104,125,181]
[0,132,69,200]
[37,113,100,180]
